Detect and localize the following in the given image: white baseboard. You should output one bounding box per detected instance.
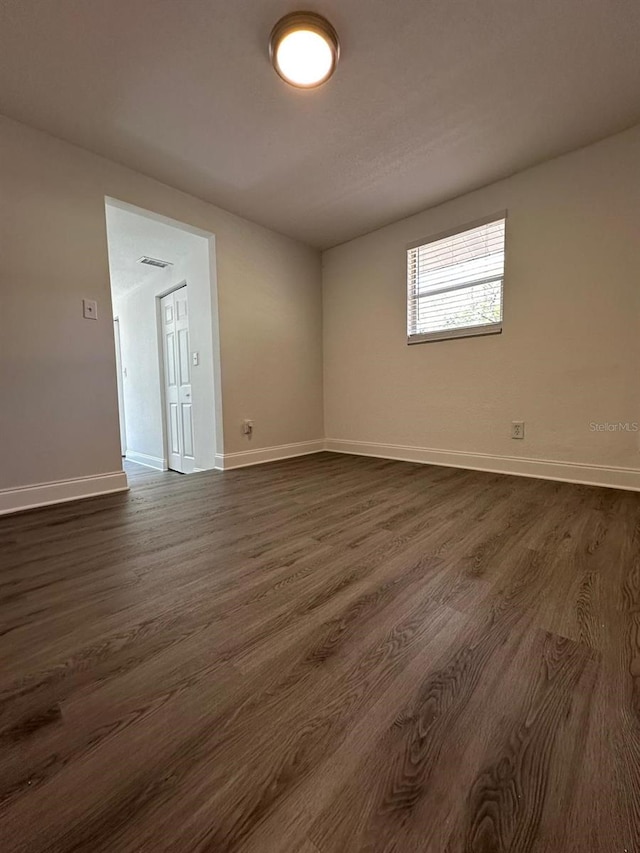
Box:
[325,439,640,492]
[0,471,129,516]
[3,440,635,516]
[125,451,168,471]
[216,440,325,471]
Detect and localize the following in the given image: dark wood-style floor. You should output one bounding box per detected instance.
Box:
[1,453,639,852]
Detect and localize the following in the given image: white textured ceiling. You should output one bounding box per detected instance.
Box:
[1,1,639,248]
[105,203,206,298]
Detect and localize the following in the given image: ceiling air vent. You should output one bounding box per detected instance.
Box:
[138,256,172,269]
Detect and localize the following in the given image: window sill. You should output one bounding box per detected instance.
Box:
[407,322,502,345]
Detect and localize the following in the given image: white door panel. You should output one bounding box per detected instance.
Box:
[182,404,194,457]
[161,285,195,473]
[166,332,176,387]
[169,403,180,454]
[178,328,190,385]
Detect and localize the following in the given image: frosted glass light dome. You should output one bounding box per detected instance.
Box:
[270,13,340,89]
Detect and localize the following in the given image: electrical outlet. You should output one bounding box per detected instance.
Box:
[511,421,525,440]
[242,419,254,436]
[83,298,98,320]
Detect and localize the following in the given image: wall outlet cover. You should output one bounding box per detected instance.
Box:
[511,421,525,439]
[83,299,98,320]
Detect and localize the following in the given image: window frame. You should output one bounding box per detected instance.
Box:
[406,211,507,345]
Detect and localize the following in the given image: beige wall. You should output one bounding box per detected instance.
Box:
[2,111,639,500]
[0,115,323,492]
[323,125,640,474]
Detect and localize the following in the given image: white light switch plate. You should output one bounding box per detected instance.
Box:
[83,299,98,320]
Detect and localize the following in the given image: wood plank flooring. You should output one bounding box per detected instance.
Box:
[1,452,639,852]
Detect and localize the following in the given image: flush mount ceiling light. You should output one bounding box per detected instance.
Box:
[269,12,340,88]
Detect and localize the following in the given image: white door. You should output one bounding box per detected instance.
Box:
[161,286,195,474]
[113,318,127,456]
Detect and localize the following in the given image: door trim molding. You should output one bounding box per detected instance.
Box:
[215,440,325,470]
[324,439,640,492]
[0,471,129,516]
[113,317,127,456]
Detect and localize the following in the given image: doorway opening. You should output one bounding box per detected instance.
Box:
[105,199,221,476]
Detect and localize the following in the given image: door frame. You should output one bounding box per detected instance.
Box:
[156,280,193,473]
[105,196,223,475]
[113,317,127,456]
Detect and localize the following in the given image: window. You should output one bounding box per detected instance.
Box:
[407,214,506,344]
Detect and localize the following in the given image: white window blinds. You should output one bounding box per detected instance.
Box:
[407,215,506,343]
